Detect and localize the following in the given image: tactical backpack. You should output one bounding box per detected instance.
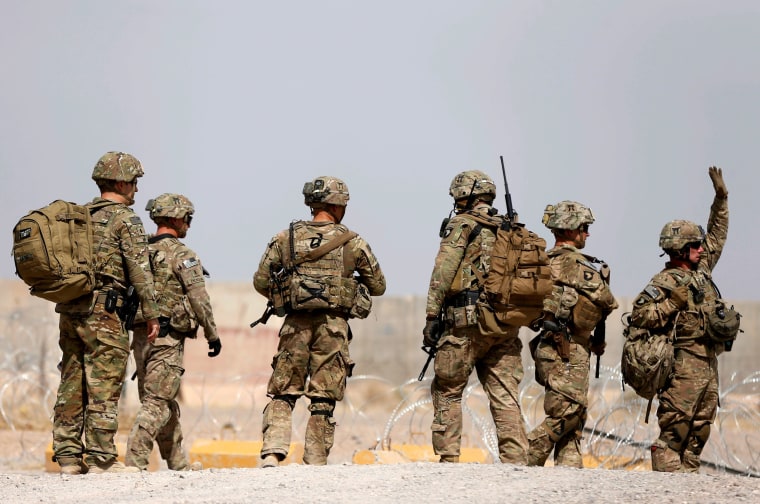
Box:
[465,213,553,328]
[620,313,675,423]
[12,200,112,303]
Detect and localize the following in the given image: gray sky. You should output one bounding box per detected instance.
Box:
[2,1,759,300]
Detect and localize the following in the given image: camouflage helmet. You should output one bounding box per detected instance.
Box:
[449,170,496,201]
[303,176,350,207]
[91,151,144,182]
[542,200,595,230]
[658,220,705,251]
[145,193,195,221]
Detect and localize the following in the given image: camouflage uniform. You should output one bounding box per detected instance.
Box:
[527,201,617,468]
[630,168,729,473]
[425,171,528,464]
[253,177,385,465]
[126,194,220,471]
[53,152,159,472]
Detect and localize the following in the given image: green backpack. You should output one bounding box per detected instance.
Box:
[620,313,675,423]
[12,200,112,303]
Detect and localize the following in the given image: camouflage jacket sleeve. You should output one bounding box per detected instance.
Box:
[253,231,286,298]
[175,245,219,342]
[630,268,690,330]
[425,215,474,318]
[543,247,618,319]
[113,206,160,320]
[349,234,386,296]
[700,194,729,274]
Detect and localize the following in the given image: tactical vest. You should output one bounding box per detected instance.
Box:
[91,203,145,290]
[549,247,615,341]
[652,268,739,345]
[148,236,199,333]
[269,221,362,315]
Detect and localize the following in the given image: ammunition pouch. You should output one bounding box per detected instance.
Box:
[703,302,741,344]
[571,294,602,341]
[274,272,361,316]
[169,295,199,335]
[444,290,480,329]
[348,282,372,319]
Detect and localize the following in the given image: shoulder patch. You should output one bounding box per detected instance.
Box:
[182,258,199,269]
[130,216,143,225]
[643,285,661,299]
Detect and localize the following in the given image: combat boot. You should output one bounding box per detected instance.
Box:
[260,454,281,468]
[526,426,554,467]
[439,455,459,463]
[650,440,681,472]
[554,435,583,468]
[173,461,203,471]
[88,460,141,474]
[58,457,88,475]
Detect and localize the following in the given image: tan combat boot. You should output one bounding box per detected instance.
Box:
[88,460,141,474]
[260,454,281,468]
[58,457,88,475]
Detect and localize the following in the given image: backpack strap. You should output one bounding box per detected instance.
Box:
[458,212,500,289]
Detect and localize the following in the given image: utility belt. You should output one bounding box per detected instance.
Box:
[445,290,480,308]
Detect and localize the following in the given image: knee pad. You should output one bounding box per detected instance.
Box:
[308,398,335,417]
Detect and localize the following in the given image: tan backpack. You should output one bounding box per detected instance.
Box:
[12,200,115,303]
[465,213,553,328]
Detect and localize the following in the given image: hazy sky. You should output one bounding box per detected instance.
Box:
[2,1,759,301]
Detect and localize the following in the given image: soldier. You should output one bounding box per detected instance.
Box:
[423,170,528,464]
[125,193,222,471]
[253,176,386,467]
[630,167,731,473]
[53,152,160,475]
[527,200,617,468]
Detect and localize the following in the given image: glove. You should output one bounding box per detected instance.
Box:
[709,166,728,198]
[590,340,606,356]
[207,338,222,357]
[670,285,689,309]
[422,319,440,348]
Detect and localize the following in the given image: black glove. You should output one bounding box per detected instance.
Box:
[590,340,606,356]
[422,319,440,348]
[208,338,222,357]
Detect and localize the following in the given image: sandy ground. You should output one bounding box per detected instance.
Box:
[2,462,760,504]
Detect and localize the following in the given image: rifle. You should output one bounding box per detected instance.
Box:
[499,156,515,227]
[591,316,607,379]
[542,317,571,361]
[118,286,140,330]
[250,302,276,328]
[418,312,445,381]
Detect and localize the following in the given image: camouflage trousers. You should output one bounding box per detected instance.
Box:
[430,325,527,464]
[126,326,190,470]
[527,337,590,468]
[261,311,353,465]
[53,304,129,467]
[651,349,719,473]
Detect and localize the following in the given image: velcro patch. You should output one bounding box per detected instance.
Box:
[643,285,661,299]
[183,258,199,269]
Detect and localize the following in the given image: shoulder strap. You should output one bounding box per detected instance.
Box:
[292,230,358,266]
